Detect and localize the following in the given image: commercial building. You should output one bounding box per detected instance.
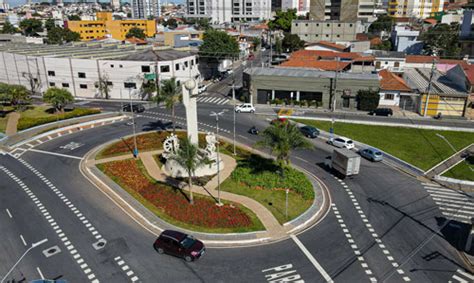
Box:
[291,20,362,42]
[66,12,156,41]
[387,0,444,19]
[131,0,160,19]
[243,67,379,109]
[309,0,376,22]
[186,0,271,24]
[0,42,200,100]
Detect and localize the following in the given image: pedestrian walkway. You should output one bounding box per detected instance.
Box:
[196,94,229,105]
[422,182,474,224]
[426,144,474,179]
[5,112,20,136]
[449,269,474,283]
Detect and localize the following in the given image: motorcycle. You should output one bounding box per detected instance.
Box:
[248,126,259,135]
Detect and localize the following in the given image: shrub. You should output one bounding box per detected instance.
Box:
[17,108,100,130]
[357,89,380,111]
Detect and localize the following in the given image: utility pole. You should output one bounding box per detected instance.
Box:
[154,59,160,100]
[269,29,272,67]
[333,56,339,112]
[232,73,236,155]
[423,60,436,117]
[210,110,226,206]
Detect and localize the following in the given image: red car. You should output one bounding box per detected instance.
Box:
[154,230,205,262]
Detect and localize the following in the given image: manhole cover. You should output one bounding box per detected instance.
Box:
[42,245,61,258]
[92,239,107,250]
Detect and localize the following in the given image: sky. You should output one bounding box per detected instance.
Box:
[6,0,185,9]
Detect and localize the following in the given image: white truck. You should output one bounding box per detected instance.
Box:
[324,148,361,177]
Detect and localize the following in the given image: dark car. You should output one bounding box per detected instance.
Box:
[370,108,393,116]
[122,104,145,113]
[300,126,320,138]
[154,230,205,262]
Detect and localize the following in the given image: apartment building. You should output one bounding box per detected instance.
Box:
[131,0,160,19]
[0,42,200,100]
[186,0,271,24]
[387,0,444,19]
[291,20,362,42]
[282,0,310,16]
[309,0,376,22]
[66,12,156,41]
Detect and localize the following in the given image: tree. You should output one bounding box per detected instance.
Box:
[368,15,394,34]
[8,85,30,107]
[195,18,211,30]
[164,18,178,29]
[68,15,81,21]
[282,33,304,52]
[126,27,146,39]
[268,9,298,32]
[169,137,207,204]
[22,72,41,95]
[372,40,392,51]
[47,26,80,44]
[154,78,181,133]
[19,19,43,36]
[256,121,312,173]
[44,18,55,31]
[420,23,461,57]
[43,87,74,113]
[62,28,81,42]
[1,21,19,34]
[252,37,261,51]
[356,89,380,111]
[275,36,283,54]
[199,29,240,60]
[95,73,111,99]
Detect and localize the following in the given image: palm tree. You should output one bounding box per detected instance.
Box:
[168,137,205,205]
[257,121,312,172]
[154,78,181,133]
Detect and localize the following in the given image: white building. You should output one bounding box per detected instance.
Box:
[0,43,200,100]
[186,0,271,24]
[282,0,310,16]
[132,0,161,19]
[391,25,423,54]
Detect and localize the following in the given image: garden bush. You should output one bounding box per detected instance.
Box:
[17,108,100,130]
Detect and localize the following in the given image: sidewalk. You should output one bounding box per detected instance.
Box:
[5,112,20,136]
[81,134,330,247]
[426,143,474,179]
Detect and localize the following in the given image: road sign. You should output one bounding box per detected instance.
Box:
[144,73,156,80]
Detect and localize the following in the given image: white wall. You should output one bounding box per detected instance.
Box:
[379,91,400,106]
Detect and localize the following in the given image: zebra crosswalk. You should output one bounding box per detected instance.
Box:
[449,269,474,283]
[422,182,474,224]
[196,95,230,105]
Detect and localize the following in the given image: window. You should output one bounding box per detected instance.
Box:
[62,83,69,88]
[120,64,123,68]
[184,61,189,68]
[78,72,86,78]
[124,82,136,89]
[141,65,151,73]
[160,65,170,72]
[48,71,55,77]
[196,58,199,64]
[49,82,56,87]
[107,81,113,86]
[385,93,394,100]
[80,84,87,89]
[110,64,114,68]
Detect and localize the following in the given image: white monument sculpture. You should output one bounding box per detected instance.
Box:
[161,79,224,178]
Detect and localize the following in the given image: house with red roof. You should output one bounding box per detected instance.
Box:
[378,69,416,110]
[305,41,349,52]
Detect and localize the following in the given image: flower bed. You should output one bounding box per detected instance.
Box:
[99,159,264,233]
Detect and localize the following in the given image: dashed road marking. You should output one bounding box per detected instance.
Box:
[20,234,27,246]
[6,208,12,218]
[114,256,140,282]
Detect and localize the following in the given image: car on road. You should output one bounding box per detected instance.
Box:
[122,104,145,113]
[198,84,207,94]
[328,136,355,149]
[154,230,205,262]
[300,126,320,138]
[270,117,288,125]
[369,108,393,116]
[235,103,255,113]
[359,147,383,162]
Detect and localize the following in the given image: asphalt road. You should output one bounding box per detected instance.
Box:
[0,101,472,282]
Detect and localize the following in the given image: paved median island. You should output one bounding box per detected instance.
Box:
[80,130,329,247]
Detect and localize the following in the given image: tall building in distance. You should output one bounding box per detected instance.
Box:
[309,0,375,22]
[132,0,160,19]
[387,0,444,19]
[111,0,121,9]
[186,0,271,24]
[282,0,310,16]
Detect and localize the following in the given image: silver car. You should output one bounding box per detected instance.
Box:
[359,148,383,162]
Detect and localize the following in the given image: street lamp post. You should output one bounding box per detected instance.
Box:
[232,82,236,156]
[1,238,48,283]
[210,110,226,206]
[435,133,457,153]
[285,189,289,219]
[126,83,138,158]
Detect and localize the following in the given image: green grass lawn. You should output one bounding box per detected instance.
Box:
[17,106,100,131]
[293,119,474,171]
[442,156,474,182]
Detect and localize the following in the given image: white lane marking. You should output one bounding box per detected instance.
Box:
[36,267,45,279]
[439,211,472,219]
[457,269,474,280]
[294,156,310,164]
[290,234,333,282]
[6,208,12,218]
[28,149,84,160]
[20,235,27,246]
[426,189,468,198]
[432,197,474,207]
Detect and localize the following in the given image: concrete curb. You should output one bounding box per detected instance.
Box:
[79,131,332,247]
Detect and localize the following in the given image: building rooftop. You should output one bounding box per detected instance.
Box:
[311,41,347,51]
[244,67,379,81]
[0,42,193,61]
[404,68,468,96]
[280,60,351,71]
[372,50,406,59]
[379,69,411,92]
